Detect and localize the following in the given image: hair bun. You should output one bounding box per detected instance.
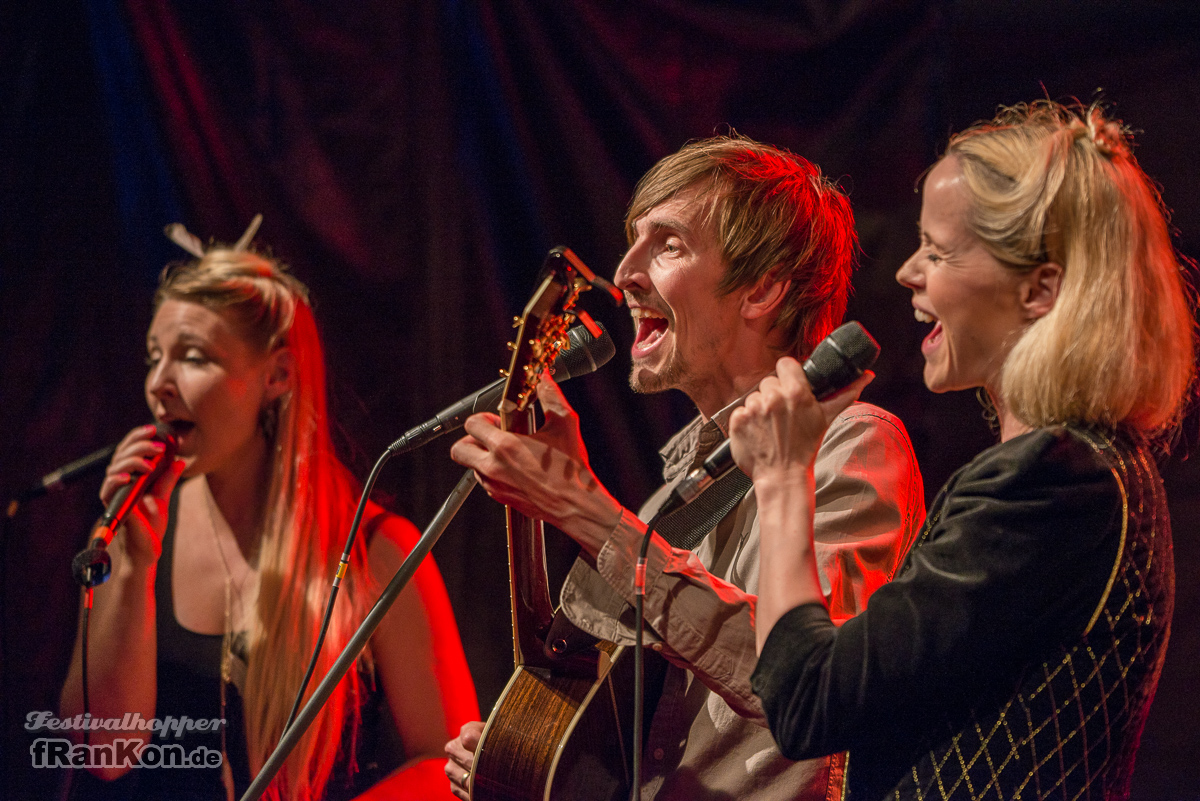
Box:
[1085,108,1125,158]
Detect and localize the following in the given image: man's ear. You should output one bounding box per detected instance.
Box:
[264,347,295,402]
[741,269,791,321]
[1021,262,1062,321]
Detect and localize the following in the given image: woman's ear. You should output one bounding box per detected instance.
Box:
[1021,262,1062,321]
[264,347,295,402]
[741,268,791,321]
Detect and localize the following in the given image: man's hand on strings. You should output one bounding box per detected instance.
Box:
[450,375,623,557]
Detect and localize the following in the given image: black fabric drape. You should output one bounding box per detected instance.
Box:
[2,2,1198,799]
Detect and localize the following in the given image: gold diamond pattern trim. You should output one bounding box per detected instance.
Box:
[1076,429,1129,636]
[884,428,1169,801]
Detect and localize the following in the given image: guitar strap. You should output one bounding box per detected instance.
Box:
[626,467,754,722]
[545,467,753,661]
[651,467,753,550]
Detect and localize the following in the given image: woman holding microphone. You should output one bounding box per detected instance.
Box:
[736,102,1193,799]
[61,225,478,800]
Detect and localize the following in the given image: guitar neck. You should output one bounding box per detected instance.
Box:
[504,407,557,670]
[470,249,633,801]
[494,254,597,672]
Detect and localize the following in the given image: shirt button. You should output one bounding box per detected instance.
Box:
[653,748,665,760]
[651,642,663,652]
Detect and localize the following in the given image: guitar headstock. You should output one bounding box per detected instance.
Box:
[499,247,605,423]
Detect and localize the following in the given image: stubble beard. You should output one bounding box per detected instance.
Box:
[628,350,688,395]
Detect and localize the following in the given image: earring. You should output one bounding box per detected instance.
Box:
[975,387,999,435]
[259,401,279,443]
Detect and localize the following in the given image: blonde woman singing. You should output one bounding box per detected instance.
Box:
[740,101,1194,799]
[61,223,479,800]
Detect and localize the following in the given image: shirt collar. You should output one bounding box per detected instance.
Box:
[657,386,758,481]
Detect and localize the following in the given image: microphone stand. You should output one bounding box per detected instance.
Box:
[239,468,478,801]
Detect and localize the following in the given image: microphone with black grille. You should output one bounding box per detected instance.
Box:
[387,322,615,455]
[657,321,879,516]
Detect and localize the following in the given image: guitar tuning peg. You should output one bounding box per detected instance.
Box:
[512,316,521,328]
[499,369,509,378]
[506,341,516,351]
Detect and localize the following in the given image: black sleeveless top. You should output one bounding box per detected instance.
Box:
[70,489,405,800]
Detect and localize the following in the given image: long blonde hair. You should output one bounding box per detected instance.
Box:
[948,101,1195,437]
[156,248,374,800]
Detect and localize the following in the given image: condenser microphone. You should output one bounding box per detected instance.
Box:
[72,424,178,588]
[658,321,879,516]
[388,322,616,455]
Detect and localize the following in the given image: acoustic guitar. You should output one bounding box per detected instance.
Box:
[468,247,634,801]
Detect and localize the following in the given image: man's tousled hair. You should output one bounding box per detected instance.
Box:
[625,135,857,358]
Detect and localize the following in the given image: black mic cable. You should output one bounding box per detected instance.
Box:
[628,506,667,801]
[626,321,879,799]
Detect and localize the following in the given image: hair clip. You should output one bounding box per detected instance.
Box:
[1067,113,1121,159]
[233,214,263,252]
[1089,119,1122,158]
[163,214,264,257]
[163,223,206,258]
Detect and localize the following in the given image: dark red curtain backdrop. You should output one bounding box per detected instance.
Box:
[3,2,1198,798]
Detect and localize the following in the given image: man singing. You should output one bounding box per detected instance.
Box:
[446,135,924,800]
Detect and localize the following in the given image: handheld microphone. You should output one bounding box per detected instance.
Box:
[72,424,178,588]
[388,322,615,455]
[659,321,880,516]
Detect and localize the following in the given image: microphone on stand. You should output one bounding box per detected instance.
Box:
[72,424,178,588]
[5,443,118,519]
[388,322,616,455]
[657,321,880,516]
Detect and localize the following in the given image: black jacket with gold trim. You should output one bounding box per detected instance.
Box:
[752,425,1174,800]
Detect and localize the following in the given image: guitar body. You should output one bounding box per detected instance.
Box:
[471,646,634,801]
[467,250,634,801]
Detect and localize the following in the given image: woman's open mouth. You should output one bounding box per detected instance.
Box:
[163,419,195,440]
[915,308,943,355]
